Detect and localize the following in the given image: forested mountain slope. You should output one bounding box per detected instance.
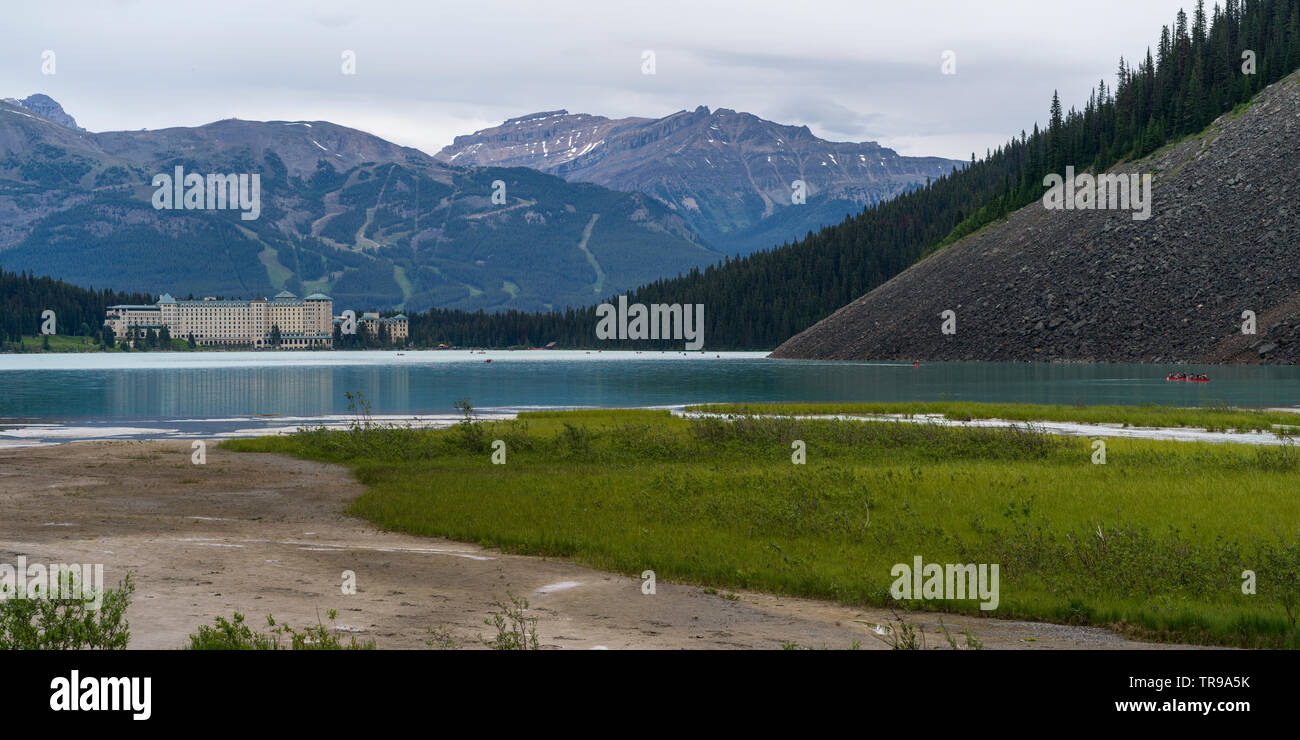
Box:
[772,69,1300,364]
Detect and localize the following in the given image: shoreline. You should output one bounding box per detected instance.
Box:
[4,339,1294,367]
[678,409,1300,447]
[6,400,1299,448]
[0,439,1200,650]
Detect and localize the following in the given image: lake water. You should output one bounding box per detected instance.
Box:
[1,350,1297,444]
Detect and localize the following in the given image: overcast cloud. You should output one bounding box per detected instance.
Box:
[2,0,1203,160]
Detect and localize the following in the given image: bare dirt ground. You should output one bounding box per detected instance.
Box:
[0,440,1196,650]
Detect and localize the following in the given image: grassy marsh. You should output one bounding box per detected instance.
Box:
[224,407,1300,648]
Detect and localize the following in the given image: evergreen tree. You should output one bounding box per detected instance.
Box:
[1048,90,1065,171]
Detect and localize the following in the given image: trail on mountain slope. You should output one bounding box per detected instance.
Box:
[576,213,605,294]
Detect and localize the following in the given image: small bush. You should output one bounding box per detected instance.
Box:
[186,609,375,650]
[0,573,134,650]
[481,593,539,650]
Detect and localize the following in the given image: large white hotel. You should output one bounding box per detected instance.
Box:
[105,291,335,349]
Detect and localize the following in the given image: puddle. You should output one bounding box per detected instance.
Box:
[536,581,582,594]
[0,425,180,438]
[240,538,496,561]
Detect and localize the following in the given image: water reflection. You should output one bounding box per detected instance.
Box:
[0,355,1296,421]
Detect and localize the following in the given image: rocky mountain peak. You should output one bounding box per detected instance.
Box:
[435,105,963,254]
[15,94,85,131]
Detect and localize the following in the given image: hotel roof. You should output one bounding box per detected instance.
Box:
[112,291,333,308]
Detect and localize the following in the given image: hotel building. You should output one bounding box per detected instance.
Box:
[105,291,334,349]
[358,311,409,343]
[329,311,409,344]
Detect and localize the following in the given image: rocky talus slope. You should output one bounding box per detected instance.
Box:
[772,71,1300,365]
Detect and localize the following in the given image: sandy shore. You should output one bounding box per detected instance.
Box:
[0,440,1194,650]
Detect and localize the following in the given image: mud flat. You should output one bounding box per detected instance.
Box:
[0,440,1193,650]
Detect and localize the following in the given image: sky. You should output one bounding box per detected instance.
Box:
[2,0,1205,161]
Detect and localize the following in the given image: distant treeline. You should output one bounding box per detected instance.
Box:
[0,266,153,344]
[410,305,604,349]
[406,0,1300,350]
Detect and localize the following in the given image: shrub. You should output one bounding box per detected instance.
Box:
[0,573,134,650]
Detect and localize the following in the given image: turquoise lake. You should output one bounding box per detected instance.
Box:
[1,351,1296,445]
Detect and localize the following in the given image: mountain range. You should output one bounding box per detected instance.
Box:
[0,96,719,313]
[0,96,956,313]
[436,107,962,255]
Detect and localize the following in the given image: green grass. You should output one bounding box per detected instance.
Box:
[393,265,413,308]
[224,408,1300,648]
[2,334,209,353]
[9,334,106,352]
[687,401,1300,435]
[256,244,294,289]
[1226,98,1258,121]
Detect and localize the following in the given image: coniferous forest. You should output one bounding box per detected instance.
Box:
[407,0,1300,350]
[0,266,153,347]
